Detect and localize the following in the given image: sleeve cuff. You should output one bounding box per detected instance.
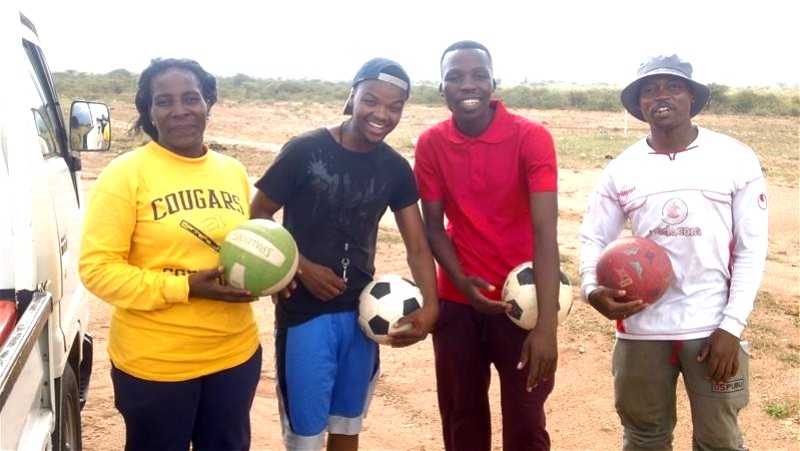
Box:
[581,283,598,304]
[718,316,746,339]
[164,275,190,304]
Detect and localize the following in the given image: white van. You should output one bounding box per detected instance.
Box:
[0,3,109,450]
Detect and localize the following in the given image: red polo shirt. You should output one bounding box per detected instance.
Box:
[414,100,558,303]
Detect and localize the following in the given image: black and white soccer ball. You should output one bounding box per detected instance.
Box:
[358,274,424,345]
[501,262,573,330]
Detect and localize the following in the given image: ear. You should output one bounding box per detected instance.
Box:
[438,82,443,95]
[492,79,497,91]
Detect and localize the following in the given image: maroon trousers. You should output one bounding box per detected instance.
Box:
[432,300,553,451]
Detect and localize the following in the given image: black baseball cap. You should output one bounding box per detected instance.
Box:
[343,57,411,115]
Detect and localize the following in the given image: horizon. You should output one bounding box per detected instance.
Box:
[53,68,799,92]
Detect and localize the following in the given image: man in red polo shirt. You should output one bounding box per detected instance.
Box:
[414,40,561,450]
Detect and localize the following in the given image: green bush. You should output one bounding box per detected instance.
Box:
[53,70,799,117]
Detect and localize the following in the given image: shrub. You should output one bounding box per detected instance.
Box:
[53,71,799,117]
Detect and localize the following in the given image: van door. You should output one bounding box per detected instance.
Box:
[19,22,83,360]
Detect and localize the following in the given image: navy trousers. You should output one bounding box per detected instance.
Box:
[111,346,262,451]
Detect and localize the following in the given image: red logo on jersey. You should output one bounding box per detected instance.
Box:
[661,198,688,225]
[757,193,767,210]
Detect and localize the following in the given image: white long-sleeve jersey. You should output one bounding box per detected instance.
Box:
[579,127,769,340]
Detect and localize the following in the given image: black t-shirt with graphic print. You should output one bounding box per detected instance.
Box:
[255,127,419,328]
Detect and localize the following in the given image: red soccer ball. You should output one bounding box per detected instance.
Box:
[596,236,674,304]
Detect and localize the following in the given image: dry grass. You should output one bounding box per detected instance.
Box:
[79,101,799,450]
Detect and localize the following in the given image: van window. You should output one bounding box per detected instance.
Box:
[31,109,57,156]
[21,43,60,158]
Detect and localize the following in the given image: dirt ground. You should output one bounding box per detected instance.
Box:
[78,104,799,450]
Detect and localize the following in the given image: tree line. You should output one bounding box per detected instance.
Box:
[53,70,800,117]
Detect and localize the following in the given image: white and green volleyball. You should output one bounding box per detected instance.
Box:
[218,219,299,296]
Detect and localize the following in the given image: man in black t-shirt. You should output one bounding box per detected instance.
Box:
[250,58,439,451]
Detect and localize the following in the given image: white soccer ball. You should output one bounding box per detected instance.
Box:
[358,274,424,345]
[501,262,573,330]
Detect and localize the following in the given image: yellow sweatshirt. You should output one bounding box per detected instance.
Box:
[79,142,259,381]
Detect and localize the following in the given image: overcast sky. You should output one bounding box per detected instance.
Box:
[23,0,799,88]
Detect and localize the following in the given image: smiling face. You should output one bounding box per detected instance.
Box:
[637,75,694,132]
[346,79,407,151]
[149,68,208,157]
[440,48,495,134]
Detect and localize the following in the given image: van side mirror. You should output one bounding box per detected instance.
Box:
[69,101,110,152]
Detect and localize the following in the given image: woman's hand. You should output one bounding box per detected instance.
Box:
[188,267,257,303]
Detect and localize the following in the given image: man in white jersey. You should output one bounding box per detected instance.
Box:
[578,54,769,450]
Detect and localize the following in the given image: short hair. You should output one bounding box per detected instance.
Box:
[439,40,493,72]
[132,58,218,141]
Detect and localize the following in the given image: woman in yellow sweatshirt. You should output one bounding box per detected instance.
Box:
[79,58,261,451]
